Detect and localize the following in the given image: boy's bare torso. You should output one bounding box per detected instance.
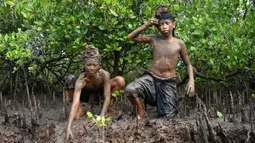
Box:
[81,69,107,91]
[150,35,182,78]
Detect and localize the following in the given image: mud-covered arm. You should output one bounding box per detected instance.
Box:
[179,40,195,97]
[128,18,158,43]
[67,73,87,130]
[100,71,111,116]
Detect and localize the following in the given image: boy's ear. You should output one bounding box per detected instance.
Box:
[172,20,176,28]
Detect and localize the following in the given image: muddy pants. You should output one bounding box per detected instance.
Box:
[125,70,178,117]
[64,74,103,104]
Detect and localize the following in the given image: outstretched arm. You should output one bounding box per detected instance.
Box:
[100,72,111,116]
[128,18,158,43]
[179,40,195,97]
[67,73,87,139]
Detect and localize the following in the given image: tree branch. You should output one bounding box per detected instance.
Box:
[177,67,243,86]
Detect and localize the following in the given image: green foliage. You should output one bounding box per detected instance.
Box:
[112,90,124,99]
[217,111,223,118]
[86,111,111,127]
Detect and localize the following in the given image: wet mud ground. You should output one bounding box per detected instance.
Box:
[0,95,253,143]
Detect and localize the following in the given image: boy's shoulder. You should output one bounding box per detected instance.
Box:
[172,38,185,45]
[99,69,110,78]
[99,69,109,74]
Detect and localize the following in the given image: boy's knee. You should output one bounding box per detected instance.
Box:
[65,89,74,103]
[115,76,126,88]
[124,86,137,98]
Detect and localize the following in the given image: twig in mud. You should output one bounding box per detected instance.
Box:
[33,95,37,112]
[44,94,47,107]
[62,89,67,119]
[230,91,234,114]
[14,71,18,108]
[198,112,208,143]
[203,111,217,143]
[52,91,56,105]
[237,90,247,123]
[83,123,88,134]
[215,123,232,143]
[245,131,255,143]
[0,92,3,115]
[198,96,217,142]
[196,97,208,143]
[22,66,32,109]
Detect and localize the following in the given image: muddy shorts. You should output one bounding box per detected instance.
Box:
[80,88,104,103]
[64,74,103,104]
[126,70,178,117]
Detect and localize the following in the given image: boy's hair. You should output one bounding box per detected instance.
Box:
[155,4,175,37]
[83,45,101,64]
[155,4,175,21]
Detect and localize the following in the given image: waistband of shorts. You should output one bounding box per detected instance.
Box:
[144,70,177,81]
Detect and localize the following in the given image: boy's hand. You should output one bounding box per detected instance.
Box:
[185,81,195,97]
[148,18,159,26]
[66,127,73,140]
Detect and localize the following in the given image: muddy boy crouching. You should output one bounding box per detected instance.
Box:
[65,45,125,139]
[124,4,195,119]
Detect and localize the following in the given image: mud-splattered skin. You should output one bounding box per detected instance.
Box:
[128,18,194,95]
[67,62,125,139]
[127,18,195,118]
[150,36,186,78]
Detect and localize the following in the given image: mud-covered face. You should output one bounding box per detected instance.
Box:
[84,62,100,74]
[158,19,176,36]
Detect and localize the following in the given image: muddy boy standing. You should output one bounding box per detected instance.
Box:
[125,5,195,118]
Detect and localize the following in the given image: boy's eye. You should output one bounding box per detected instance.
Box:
[160,22,169,26]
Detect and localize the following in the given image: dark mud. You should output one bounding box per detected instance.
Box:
[0,96,252,143]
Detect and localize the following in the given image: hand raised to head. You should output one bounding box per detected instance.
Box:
[148,18,159,26]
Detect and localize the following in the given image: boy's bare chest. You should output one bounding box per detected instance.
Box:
[153,42,180,56]
[84,76,104,90]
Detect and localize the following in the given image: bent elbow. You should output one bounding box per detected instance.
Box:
[128,34,133,40]
[128,33,138,41]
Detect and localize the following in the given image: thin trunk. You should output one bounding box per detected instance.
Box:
[23,66,31,109]
[113,51,120,76]
[63,89,67,118]
[52,91,55,105]
[230,91,234,114]
[14,71,18,108]
[10,69,13,98]
[0,92,2,115]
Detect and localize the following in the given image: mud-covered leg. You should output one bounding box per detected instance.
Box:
[75,103,84,119]
[108,76,126,114]
[124,87,145,119]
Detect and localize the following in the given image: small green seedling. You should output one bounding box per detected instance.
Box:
[112,90,124,99]
[86,111,111,127]
[111,90,124,105]
[217,111,223,118]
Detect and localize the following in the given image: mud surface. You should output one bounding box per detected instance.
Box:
[0,96,252,143]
